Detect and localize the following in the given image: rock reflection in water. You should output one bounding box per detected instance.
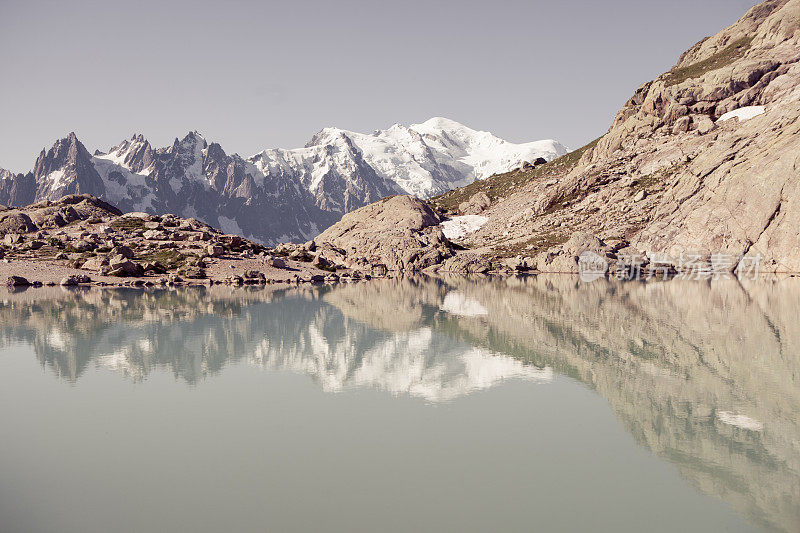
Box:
[0,275,798,532]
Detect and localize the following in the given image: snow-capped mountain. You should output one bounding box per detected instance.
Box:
[0,118,566,243]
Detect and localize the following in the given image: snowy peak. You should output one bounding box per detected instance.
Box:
[278,117,568,199]
[100,134,155,174]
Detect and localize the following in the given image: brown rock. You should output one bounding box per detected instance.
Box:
[111,245,134,259]
[316,195,454,271]
[207,244,224,257]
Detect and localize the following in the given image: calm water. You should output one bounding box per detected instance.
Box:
[0,276,798,533]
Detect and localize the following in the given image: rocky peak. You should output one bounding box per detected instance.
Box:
[31,133,105,200]
[180,130,208,150]
[205,142,227,162]
[106,134,155,173]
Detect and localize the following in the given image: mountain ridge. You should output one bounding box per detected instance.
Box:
[0,119,566,244]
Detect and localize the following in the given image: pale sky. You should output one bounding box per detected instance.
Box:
[0,0,760,173]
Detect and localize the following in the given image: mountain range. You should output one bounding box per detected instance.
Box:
[0,118,566,244]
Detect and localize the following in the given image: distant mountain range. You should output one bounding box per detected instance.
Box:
[0,118,566,243]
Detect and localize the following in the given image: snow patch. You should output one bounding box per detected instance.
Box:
[718,106,765,123]
[440,215,488,240]
[45,169,66,190]
[218,215,243,236]
[717,411,763,431]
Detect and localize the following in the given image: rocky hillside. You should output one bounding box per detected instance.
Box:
[0,195,356,287]
[0,119,565,245]
[425,0,800,273]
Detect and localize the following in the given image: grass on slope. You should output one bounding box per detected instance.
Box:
[662,36,753,87]
[429,136,603,214]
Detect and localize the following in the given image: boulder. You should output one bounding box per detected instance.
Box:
[72,239,95,252]
[82,257,109,271]
[182,267,206,279]
[312,255,333,269]
[108,255,144,277]
[672,116,692,133]
[143,229,168,240]
[142,262,167,274]
[289,249,312,262]
[6,275,30,286]
[0,213,36,235]
[458,191,492,215]
[3,233,23,245]
[694,115,716,134]
[207,244,224,257]
[269,257,287,269]
[60,275,91,286]
[221,235,243,247]
[244,270,266,283]
[562,232,608,256]
[111,245,134,259]
[315,195,454,271]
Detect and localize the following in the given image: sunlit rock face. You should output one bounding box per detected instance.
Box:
[1,275,798,532]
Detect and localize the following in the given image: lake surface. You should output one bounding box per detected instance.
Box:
[0,276,798,533]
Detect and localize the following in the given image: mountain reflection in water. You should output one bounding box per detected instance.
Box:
[0,275,798,532]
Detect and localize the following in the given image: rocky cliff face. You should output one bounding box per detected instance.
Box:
[430,0,800,272]
[0,119,565,245]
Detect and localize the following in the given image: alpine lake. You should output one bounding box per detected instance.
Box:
[1,275,797,533]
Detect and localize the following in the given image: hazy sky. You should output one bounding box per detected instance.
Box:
[0,0,760,173]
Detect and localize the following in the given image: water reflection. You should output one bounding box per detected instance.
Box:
[0,276,798,532]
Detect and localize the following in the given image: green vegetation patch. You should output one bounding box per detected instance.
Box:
[138,248,188,270]
[110,217,147,231]
[663,36,753,87]
[493,231,568,258]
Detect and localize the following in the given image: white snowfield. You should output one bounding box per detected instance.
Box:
[250,117,568,199]
[716,411,763,431]
[718,106,765,123]
[440,214,489,240]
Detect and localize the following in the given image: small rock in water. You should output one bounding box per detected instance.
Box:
[6,275,30,286]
